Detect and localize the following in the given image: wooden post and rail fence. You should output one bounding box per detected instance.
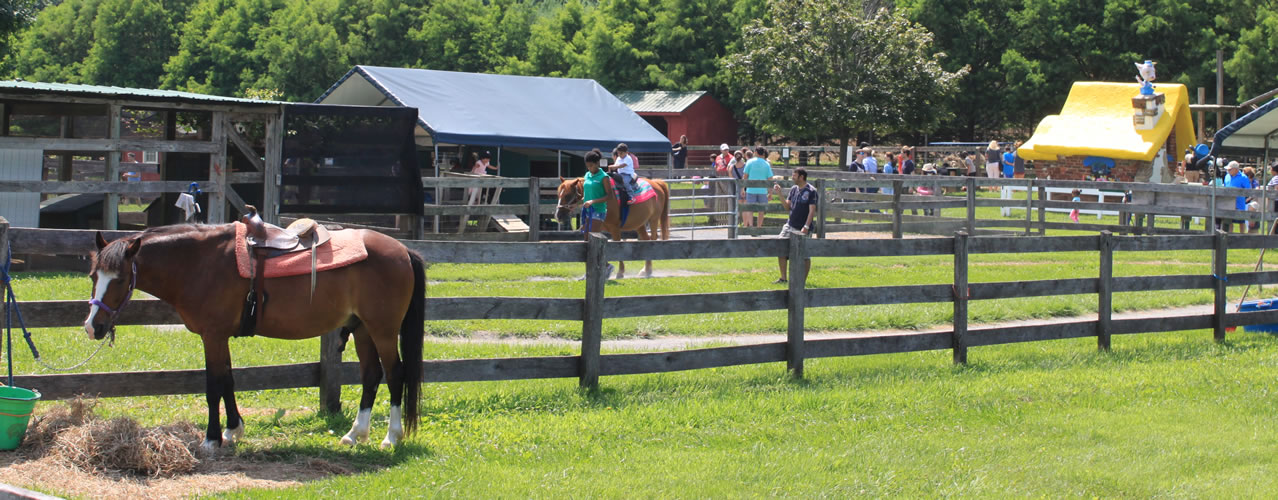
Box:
[5,219,1278,411]
[417,171,1278,242]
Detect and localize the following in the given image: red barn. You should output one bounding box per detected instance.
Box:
[615,91,737,146]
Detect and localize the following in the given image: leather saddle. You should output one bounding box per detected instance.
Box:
[238,205,332,337]
[244,207,330,254]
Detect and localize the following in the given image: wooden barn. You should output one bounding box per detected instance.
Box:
[615,91,738,147]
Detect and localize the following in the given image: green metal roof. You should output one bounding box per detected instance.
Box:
[614,90,706,113]
[0,80,285,105]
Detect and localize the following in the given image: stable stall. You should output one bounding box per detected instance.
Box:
[0,81,421,234]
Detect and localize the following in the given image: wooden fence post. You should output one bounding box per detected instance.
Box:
[892,181,903,239]
[1098,231,1114,351]
[728,179,739,240]
[581,233,607,388]
[104,104,121,230]
[1024,180,1034,235]
[786,233,807,378]
[1208,188,1217,234]
[815,178,827,239]
[953,231,969,364]
[1213,230,1227,342]
[1037,185,1047,235]
[528,177,540,242]
[318,329,344,414]
[966,177,977,234]
[208,110,227,224]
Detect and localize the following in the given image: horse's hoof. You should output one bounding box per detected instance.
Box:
[222,424,244,445]
[380,430,401,449]
[638,270,652,278]
[340,430,368,446]
[199,439,220,456]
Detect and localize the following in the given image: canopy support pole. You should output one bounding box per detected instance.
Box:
[433,144,440,234]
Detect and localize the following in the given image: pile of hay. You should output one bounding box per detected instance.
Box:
[21,398,203,477]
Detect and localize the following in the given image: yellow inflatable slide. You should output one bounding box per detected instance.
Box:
[1018,82,1194,162]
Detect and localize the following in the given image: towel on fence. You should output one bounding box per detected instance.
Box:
[234,222,370,279]
[175,193,200,221]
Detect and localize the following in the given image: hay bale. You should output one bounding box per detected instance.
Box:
[23,398,202,477]
[22,397,97,452]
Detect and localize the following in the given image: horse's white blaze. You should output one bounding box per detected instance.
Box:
[83,270,118,338]
[381,405,403,449]
[341,408,372,445]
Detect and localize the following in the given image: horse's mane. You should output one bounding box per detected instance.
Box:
[97,224,230,271]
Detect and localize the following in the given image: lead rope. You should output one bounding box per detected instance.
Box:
[2,246,111,376]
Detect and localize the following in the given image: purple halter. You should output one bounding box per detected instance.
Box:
[88,261,138,324]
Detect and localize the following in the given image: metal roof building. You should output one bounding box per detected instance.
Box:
[615,90,738,148]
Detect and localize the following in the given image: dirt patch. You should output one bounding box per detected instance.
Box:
[0,454,343,499]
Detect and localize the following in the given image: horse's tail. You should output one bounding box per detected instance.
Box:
[657,179,671,240]
[400,251,425,436]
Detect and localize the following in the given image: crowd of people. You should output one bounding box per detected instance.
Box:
[1181,151,1278,233]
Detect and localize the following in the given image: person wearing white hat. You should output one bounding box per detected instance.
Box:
[1225,161,1251,233]
[712,144,734,224]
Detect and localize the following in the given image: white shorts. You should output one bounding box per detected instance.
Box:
[985,162,1000,178]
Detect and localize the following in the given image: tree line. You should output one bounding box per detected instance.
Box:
[1,0,1275,146]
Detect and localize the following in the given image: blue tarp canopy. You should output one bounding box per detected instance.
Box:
[316,66,671,152]
[1212,98,1278,156]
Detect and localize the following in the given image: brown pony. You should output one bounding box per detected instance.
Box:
[554,175,670,278]
[84,224,424,453]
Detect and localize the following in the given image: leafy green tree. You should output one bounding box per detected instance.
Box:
[512,0,586,77]
[568,0,656,91]
[0,0,50,74]
[730,0,964,162]
[336,0,431,68]
[250,0,346,101]
[82,0,174,88]
[410,0,501,72]
[1226,8,1278,102]
[7,0,101,83]
[643,0,736,91]
[162,0,284,96]
[897,0,1018,139]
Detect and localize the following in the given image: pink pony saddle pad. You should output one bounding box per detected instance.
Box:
[234,222,369,279]
[614,177,657,204]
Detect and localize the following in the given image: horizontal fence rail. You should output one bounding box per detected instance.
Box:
[416,172,1278,241]
[5,222,1278,407]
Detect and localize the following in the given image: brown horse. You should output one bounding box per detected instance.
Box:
[554,175,670,278]
[84,224,424,453]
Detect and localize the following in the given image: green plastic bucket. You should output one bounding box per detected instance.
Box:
[0,386,40,451]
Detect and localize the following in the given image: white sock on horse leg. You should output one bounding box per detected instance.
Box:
[381,405,403,449]
[341,408,372,445]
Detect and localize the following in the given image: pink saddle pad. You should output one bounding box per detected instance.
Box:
[234,222,369,279]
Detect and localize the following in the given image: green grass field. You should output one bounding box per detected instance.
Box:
[9,223,1278,497]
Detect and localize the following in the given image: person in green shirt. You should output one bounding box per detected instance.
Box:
[581,149,609,235]
[579,149,616,278]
